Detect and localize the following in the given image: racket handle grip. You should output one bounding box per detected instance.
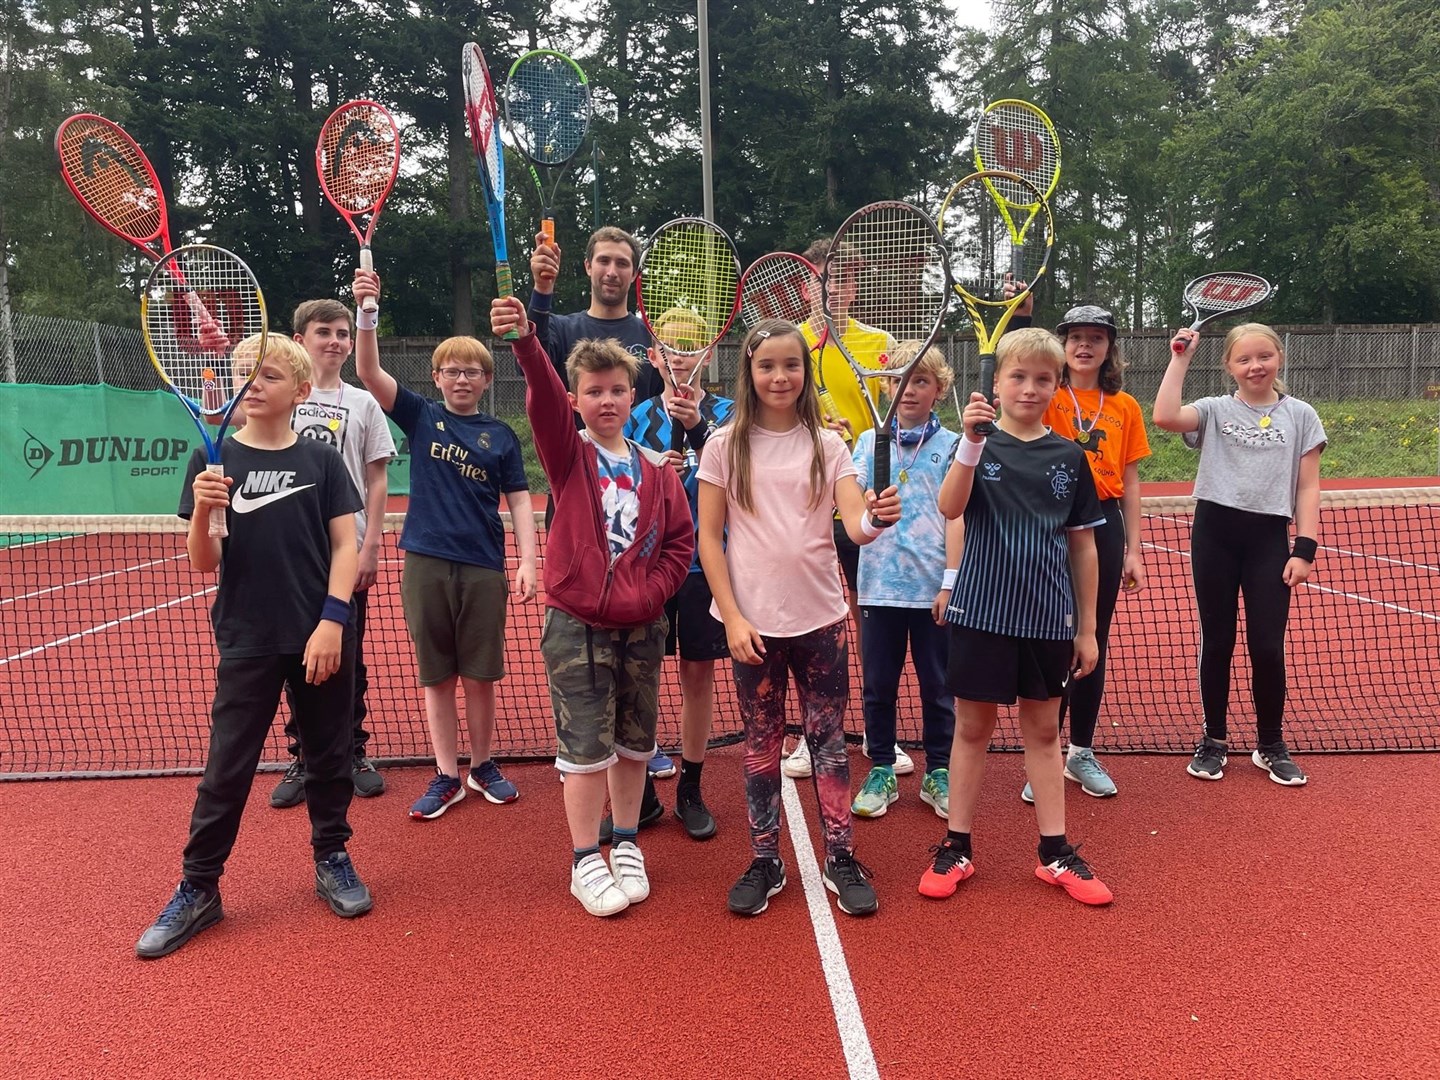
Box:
[538,216,557,288]
[359,248,377,313]
[872,434,892,514]
[975,353,996,437]
[206,462,228,539]
[496,262,519,341]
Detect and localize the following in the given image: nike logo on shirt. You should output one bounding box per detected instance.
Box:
[231,484,315,513]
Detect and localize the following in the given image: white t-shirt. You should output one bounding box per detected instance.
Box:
[697,423,856,637]
[292,382,396,545]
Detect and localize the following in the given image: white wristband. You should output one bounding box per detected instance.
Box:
[859,514,884,538]
[956,436,986,467]
[941,568,957,591]
[356,307,379,331]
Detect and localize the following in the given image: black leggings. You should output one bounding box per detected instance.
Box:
[1191,500,1292,745]
[1059,498,1124,748]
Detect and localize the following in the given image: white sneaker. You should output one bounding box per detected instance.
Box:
[610,841,651,904]
[570,852,630,917]
[781,740,812,778]
[861,736,915,776]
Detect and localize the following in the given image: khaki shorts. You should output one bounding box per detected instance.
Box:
[540,607,667,773]
[400,551,507,685]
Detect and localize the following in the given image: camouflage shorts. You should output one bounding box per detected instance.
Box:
[540,607,668,772]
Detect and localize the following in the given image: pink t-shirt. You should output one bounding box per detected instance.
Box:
[696,423,856,637]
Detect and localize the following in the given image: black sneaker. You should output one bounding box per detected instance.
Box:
[728,858,786,915]
[674,788,717,841]
[135,881,224,959]
[1252,742,1307,786]
[1186,737,1228,781]
[315,851,373,918]
[599,793,665,846]
[352,754,385,798]
[270,758,306,808]
[823,854,878,916]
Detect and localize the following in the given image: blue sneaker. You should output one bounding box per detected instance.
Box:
[409,770,465,820]
[135,880,223,959]
[315,852,373,917]
[467,759,519,804]
[648,749,677,779]
[1064,748,1118,797]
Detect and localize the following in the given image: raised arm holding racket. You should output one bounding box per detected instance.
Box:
[316,101,399,315]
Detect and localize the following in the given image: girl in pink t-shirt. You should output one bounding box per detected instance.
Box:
[696,318,899,918]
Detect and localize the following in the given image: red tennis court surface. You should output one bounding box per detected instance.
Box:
[1,750,1435,1077]
[3,487,1438,778]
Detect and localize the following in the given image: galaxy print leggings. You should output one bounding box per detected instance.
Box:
[731,618,853,861]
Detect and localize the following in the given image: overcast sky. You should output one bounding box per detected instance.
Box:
[949,0,992,29]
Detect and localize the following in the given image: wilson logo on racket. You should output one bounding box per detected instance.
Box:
[985,125,1045,173]
[1199,279,1266,304]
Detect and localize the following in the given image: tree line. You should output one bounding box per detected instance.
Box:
[1,0,1436,349]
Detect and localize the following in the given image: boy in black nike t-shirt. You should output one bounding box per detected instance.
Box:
[136,334,371,959]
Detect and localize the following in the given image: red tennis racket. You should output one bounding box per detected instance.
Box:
[55,113,174,263]
[316,101,400,314]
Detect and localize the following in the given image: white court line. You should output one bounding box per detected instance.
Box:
[0,587,215,667]
[781,775,879,1080]
[1142,541,1439,622]
[0,555,188,607]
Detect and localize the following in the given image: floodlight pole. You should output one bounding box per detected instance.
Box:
[698,0,715,221]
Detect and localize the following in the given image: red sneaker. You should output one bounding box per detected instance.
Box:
[918,838,975,899]
[1036,844,1113,905]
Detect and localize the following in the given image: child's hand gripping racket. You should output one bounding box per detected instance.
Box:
[1172,272,1274,353]
[141,245,267,539]
[316,101,400,315]
[820,201,951,507]
[938,170,1054,436]
[637,218,741,451]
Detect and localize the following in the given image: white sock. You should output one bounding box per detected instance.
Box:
[1067,745,1091,760]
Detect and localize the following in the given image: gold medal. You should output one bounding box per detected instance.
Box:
[1259,415,1272,429]
[328,418,341,432]
[898,469,910,484]
[1075,430,1090,445]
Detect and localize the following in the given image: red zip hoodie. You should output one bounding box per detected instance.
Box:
[513,330,694,628]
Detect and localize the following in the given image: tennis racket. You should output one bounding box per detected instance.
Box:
[55,113,174,263]
[972,99,1061,280]
[738,251,844,425]
[503,48,591,286]
[636,218,742,451]
[141,245,267,538]
[463,42,517,339]
[939,169,1054,436]
[316,101,400,315]
[1173,272,1275,352]
[820,201,951,497]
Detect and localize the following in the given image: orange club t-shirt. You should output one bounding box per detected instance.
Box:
[1043,387,1150,500]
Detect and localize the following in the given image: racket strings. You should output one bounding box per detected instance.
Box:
[144,248,265,406]
[506,54,590,165]
[57,119,163,241]
[975,103,1060,207]
[942,178,1052,303]
[1185,273,1273,316]
[833,208,948,340]
[641,226,740,350]
[463,49,504,197]
[318,106,398,214]
[739,255,819,329]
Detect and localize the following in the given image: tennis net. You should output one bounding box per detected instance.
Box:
[2,488,1437,778]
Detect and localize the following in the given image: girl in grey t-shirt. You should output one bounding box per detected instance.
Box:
[1154,322,1326,788]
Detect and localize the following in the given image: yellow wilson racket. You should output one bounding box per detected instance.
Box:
[141,244,267,538]
[972,99,1061,280]
[939,170,1054,435]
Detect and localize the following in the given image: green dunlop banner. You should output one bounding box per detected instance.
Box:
[1,384,411,515]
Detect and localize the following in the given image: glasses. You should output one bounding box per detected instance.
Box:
[436,367,487,381]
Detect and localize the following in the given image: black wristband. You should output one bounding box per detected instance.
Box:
[1291,536,1318,563]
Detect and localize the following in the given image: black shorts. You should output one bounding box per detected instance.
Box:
[664,573,729,661]
[832,516,859,594]
[946,624,1072,704]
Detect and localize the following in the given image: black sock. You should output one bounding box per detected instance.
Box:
[612,826,639,846]
[573,844,600,866]
[945,830,971,857]
[1038,833,1069,863]
[678,757,704,795]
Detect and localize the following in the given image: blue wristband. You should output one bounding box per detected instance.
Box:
[321,595,351,626]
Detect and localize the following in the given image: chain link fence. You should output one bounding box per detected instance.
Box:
[5,313,1438,480]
